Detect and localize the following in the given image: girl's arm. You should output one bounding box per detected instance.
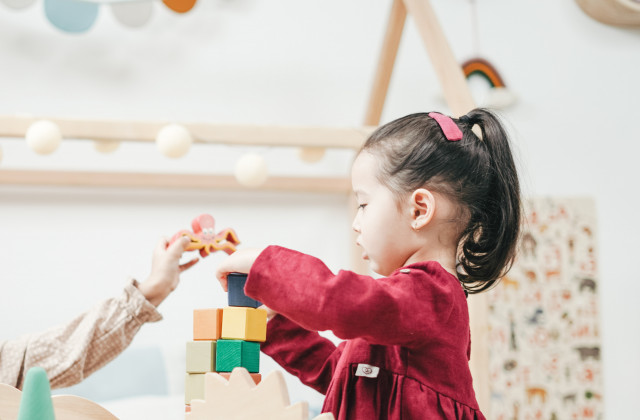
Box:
[245,246,462,347]
[261,315,344,395]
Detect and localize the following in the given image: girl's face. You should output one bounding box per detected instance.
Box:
[351,151,415,276]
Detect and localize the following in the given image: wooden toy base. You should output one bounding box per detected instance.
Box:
[0,383,118,420]
[185,368,334,420]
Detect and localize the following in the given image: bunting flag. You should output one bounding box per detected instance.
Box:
[0,0,197,33]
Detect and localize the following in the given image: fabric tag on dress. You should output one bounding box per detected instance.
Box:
[355,364,380,378]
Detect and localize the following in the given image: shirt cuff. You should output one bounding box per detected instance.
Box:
[125,279,163,325]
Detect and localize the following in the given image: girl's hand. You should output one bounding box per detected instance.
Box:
[260,305,279,321]
[138,236,199,307]
[215,248,264,292]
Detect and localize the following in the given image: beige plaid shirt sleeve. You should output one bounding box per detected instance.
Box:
[0,279,162,390]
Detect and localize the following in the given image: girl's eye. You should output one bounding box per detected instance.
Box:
[358,204,367,210]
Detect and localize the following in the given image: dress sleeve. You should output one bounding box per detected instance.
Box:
[246,246,462,347]
[261,315,344,395]
[0,279,162,389]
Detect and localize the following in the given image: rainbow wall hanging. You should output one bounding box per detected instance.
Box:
[0,0,198,33]
[462,57,517,109]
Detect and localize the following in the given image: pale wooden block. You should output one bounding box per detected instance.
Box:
[186,368,335,420]
[186,340,216,373]
[193,308,223,341]
[185,373,206,405]
[221,307,267,342]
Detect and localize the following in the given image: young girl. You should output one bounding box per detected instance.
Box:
[216,108,521,420]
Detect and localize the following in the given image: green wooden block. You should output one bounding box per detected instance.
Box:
[216,339,260,373]
[186,340,216,373]
[185,373,205,404]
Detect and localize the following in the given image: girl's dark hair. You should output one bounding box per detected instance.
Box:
[361,108,521,293]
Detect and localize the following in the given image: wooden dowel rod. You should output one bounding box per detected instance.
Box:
[364,0,407,126]
[402,0,476,117]
[0,116,375,150]
[0,170,352,194]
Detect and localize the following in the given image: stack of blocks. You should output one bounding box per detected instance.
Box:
[185,273,267,410]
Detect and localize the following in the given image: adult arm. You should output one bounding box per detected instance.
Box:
[0,280,161,389]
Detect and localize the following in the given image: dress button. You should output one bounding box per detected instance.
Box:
[400,269,410,273]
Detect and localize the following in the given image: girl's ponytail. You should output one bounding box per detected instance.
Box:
[456,109,521,293]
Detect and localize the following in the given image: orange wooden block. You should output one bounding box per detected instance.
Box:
[193,309,223,341]
[185,405,191,413]
[218,372,262,385]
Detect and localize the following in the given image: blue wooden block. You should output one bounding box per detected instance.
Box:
[228,272,261,308]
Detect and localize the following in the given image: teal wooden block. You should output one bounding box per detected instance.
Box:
[17,367,55,420]
[186,341,216,373]
[215,339,260,373]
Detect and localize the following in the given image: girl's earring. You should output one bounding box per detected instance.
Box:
[413,222,420,231]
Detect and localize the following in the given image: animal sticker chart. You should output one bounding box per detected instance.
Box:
[488,198,603,420]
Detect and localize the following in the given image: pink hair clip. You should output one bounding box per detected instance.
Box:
[428,112,463,142]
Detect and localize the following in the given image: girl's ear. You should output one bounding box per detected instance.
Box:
[410,188,436,231]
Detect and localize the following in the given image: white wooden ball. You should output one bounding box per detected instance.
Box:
[1,0,37,10]
[235,153,268,187]
[156,124,192,158]
[25,120,62,155]
[94,140,121,154]
[298,147,326,163]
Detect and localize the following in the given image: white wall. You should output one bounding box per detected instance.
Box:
[0,0,638,417]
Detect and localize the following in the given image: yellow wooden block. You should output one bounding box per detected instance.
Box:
[221,307,267,342]
[193,308,223,341]
[185,373,205,404]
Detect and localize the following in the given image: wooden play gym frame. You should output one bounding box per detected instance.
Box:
[0,0,492,413]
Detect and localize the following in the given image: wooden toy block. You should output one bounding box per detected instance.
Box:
[185,373,205,404]
[186,341,216,373]
[218,371,262,385]
[227,272,262,308]
[16,367,55,420]
[221,307,267,342]
[193,308,223,341]
[215,339,260,373]
[185,368,335,420]
[0,369,119,420]
[185,405,191,413]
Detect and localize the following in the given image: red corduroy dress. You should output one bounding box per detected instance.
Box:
[245,246,486,420]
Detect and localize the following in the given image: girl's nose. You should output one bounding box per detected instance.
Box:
[352,218,360,233]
